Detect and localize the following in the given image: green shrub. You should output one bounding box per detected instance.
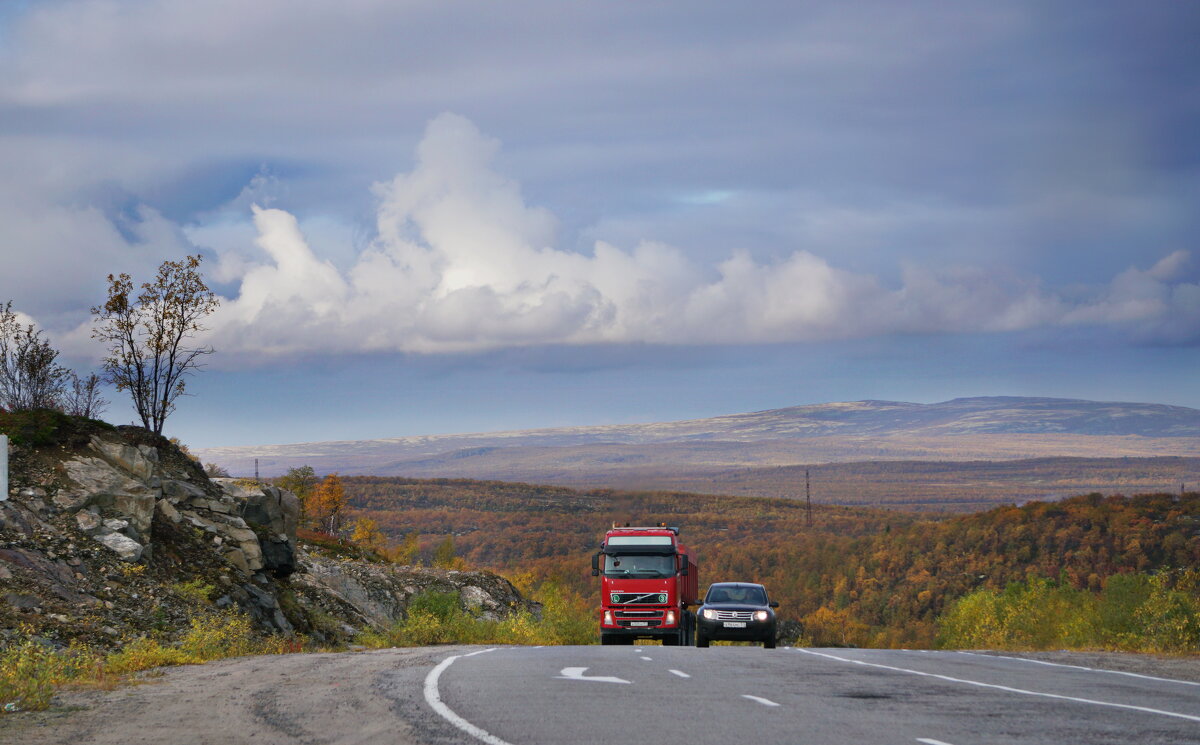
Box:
[358,584,595,648]
[937,571,1200,653]
[0,638,97,712]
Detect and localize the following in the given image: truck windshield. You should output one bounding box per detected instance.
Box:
[603,554,675,578]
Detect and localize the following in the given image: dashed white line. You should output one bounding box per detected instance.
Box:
[796,649,1200,723]
[956,651,1200,687]
[916,739,956,745]
[742,694,781,707]
[669,669,691,679]
[640,656,653,661]
[424,648,513,745]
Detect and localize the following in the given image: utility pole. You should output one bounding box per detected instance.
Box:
[805,468,812,528]
[255,458,260,483]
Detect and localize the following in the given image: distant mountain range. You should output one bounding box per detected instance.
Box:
[196,397,1200,490]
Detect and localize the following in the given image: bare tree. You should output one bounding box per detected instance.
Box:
[62,371,109,419]
[91,255,220,434]
[0,302,69,411]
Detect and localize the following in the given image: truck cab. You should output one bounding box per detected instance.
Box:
[592,524,698,645]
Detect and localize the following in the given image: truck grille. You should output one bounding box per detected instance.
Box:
[615,609,663,627]
[711,610,754,621]
[609,592,668,604]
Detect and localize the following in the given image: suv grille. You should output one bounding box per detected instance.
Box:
[712,610,754,621]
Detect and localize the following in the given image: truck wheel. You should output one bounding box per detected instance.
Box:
[662,634,678,646]
[696,633,709,648]
[600,633,615,646]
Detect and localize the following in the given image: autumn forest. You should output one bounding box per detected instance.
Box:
[295,474,1200,650]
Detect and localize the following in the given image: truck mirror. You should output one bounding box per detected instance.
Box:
[679,553,689,576]
[591,552,600,577]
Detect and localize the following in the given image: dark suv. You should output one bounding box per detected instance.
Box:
[695,582,778,648]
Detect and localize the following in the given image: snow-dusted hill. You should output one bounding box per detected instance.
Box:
[196,397,1200,480]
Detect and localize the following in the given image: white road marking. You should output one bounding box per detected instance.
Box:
[669,669,691,678]
[424,648,513,745]
[640,656,653,661]
[557,667,632,684]
[796,649,1200,723]
[957,651,1200,687]
[634,648,643,652]
[742,694,780,707]
[917,739,957,745]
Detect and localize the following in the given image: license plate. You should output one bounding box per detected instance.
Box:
[723,621,746,628]
[630,621,649,627]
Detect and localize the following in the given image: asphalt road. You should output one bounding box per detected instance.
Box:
[425,645,1200,745]
[5,646,1199,745]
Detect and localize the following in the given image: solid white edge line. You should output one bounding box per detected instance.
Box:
[795,649,1200,723]
[956,651,1200,687]
[424,648,514,745]
[742,694,781,707]
[669,669,691,678]
[916,739,956,745]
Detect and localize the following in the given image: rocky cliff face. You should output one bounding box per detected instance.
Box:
[0,414,536,649]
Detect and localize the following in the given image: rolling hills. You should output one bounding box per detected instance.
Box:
[195,397,1200,510]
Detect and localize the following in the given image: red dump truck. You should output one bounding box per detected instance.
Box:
[591,523,698,645]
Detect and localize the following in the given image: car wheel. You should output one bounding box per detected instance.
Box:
[763,637,776,649]
[696,633,709,648]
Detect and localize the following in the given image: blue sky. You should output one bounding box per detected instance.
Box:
[0,1,1197,447]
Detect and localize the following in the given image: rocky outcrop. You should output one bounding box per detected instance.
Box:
[1,418,537,650]
[292,555,530,632]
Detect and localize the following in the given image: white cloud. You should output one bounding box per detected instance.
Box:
[178,114,1198,358]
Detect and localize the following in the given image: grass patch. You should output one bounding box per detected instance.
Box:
[357,583,595,649]
[0,409,112,448]
[1,610,311,714]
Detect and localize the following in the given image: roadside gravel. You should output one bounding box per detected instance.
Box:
[0,647,453,745]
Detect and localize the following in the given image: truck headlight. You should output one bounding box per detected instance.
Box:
[754,610,769,622]
[603,611,614,625]
[665,610,676,626]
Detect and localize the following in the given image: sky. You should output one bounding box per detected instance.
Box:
[0,0,1198,448]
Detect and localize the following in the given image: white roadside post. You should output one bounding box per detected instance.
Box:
[0,434,7,501]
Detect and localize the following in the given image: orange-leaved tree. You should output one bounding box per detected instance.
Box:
[306,473,348,535]
[350,516,387,555]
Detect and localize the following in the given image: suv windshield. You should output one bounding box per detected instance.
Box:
[706,585,767,605]
[603,554,675,578]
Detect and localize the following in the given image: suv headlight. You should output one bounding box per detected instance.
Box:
[754,610,769,622]
[702,609,716,620]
